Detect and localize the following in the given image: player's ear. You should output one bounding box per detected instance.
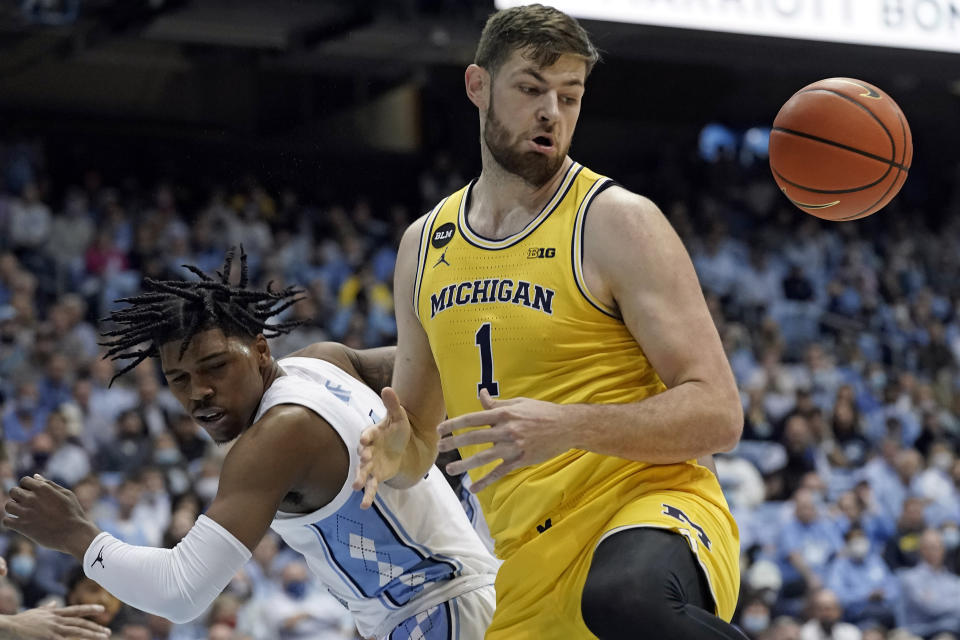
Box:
[254,334,271,366]
[465,64,490,111]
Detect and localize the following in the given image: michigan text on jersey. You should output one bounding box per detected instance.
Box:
[429,279,555,318]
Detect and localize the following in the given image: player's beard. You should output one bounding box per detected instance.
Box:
[484,100,565,188]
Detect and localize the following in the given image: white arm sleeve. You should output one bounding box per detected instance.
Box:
[82,514,252,623]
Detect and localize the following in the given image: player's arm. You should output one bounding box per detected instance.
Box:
[570,187,743,460]
[289,341,396,394]
[2,405,344,623]
[388,217,447,479]
[353,215,447,504]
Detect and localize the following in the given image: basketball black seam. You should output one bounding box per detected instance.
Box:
[772,165,893,194]
[771,127,909,172]
[838,111,910,220]
[798,87,897,161]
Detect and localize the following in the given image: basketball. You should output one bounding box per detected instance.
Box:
[769,77,912,221]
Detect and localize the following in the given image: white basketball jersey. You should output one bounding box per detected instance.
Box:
[259,357,498,639]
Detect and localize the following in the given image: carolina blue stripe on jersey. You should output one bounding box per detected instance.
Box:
[310,490,456,607]
[450,595,461,637]
[389,602,452,640]
[457,483,475,524]
[375,493,464,574]
[307,521,365,599]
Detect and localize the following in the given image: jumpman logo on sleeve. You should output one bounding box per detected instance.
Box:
[90,546,105,570]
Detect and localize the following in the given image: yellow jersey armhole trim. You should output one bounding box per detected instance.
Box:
[571,177,619,318]
[413,197,448,322]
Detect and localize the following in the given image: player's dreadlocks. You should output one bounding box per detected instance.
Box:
[101,246,305,384]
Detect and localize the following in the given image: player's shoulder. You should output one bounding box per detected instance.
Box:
[284,341,359,378]
[238,400,335,458]
[403,211,433,242]
[222,400,342,488]
[590,183,662,222]
[588,183,670,241]
[396,208,446,275]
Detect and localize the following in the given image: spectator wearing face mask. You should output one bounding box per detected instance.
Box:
[2,381,48,445]
[800,589,861,640]
[261,562,353,640]
[3,537,45,608]
[738,597,773,639]
[824,527,897,631]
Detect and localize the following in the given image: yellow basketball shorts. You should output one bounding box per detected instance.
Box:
[483,488,740,640]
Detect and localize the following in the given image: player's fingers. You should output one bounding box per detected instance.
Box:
[469,459,519,494]
[445,444,507,476]
[358,427,377,447]
[360,476,379,510]
[56,620,111,639]
[478,388,498,410]
[381,387,404,421]
[1,515,23,532]
[437,411,498,436]
[3,500,27,517]
[37,474,72,497]
[50,604,106,618]
[56,615,111,637]
[19,475,44,491]
[0,556,7,576]
[352,460,372,492]
[8,486,34,503]
[437,426,503,452]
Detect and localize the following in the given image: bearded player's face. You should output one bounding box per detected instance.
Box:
[483,50,586,188]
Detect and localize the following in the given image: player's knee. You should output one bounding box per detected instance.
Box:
[580,570,669,637]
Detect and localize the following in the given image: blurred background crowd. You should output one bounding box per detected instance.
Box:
[2,0,960,639]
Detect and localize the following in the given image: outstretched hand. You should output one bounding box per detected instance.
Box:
[0,604,112,640]
[352,387,413,509]
[2,475,101,560]
[436,389,572,493]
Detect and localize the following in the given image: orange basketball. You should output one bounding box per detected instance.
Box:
[769,77,912,221]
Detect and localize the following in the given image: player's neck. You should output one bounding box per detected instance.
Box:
[471,155,572,238]
[260,360,285,396]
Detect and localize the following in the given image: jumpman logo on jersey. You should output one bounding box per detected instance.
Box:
[91,546,105,570]
[433,250,450,268]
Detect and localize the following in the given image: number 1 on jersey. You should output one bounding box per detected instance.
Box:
[475,323,500,397]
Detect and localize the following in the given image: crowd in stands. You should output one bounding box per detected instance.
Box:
[1,133,960,640]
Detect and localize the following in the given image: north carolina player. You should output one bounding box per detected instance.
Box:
[356,5,745,639]
[3,249,497,640]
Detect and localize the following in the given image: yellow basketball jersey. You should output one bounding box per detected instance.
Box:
[415,162,729,560]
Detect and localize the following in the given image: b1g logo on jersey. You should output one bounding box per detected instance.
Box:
[527,247,556,259]
[432,222,455,249]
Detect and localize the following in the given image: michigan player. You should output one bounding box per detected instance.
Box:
[3,249,497,640]
[355,5,745,639]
